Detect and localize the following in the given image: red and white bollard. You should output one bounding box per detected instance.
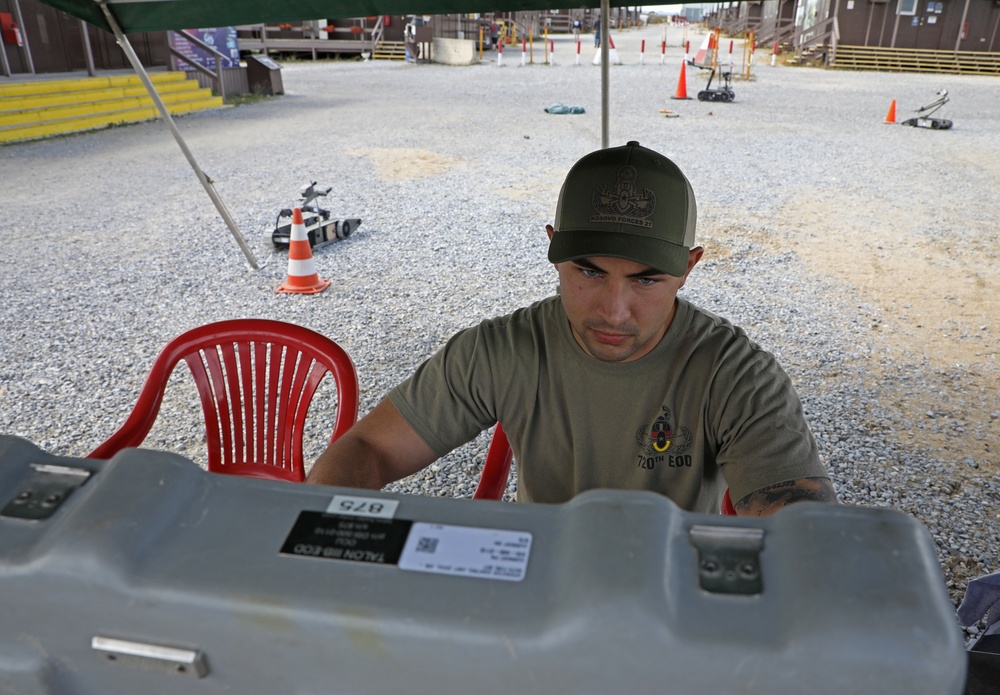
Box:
[522,38,527,67]
[771,40,778,66]
[576,40,581,65]
[660,40,666,66]
[640,39,645,65]
[549,39,555,65]
[497,37,503,67]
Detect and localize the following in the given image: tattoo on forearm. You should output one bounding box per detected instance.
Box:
[735,477,838,517]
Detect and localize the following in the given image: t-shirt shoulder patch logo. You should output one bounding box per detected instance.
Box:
[634,406,692,470]
[591,165,656,229]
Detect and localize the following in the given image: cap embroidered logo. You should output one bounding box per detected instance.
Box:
[591,165,656,228]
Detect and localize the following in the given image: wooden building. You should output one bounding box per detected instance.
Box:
[713,0,1000,72]
[2,0,645,77]
[2,0,167,75]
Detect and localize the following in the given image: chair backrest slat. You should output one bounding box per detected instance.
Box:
[252,342,268,469]
[218,342,244,467]
[279,351,311,474]
[273,347,298,472]
[236,341,254,466]
[200,347,233,472]
[294,361,330,468]
[183,351,220,471]
[264,343,283,470]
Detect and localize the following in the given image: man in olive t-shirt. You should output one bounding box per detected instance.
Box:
[307,141,837,516]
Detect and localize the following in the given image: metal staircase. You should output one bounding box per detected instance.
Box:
[371,40,407,61]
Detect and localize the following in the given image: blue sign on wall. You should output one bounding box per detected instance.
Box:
[169,27,239,71]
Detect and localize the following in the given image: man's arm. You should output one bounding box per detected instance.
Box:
[305,398,439,489]
[734,477,838,517]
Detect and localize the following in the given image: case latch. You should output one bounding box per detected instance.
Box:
[689,525,765,595]
[1,463,91,520]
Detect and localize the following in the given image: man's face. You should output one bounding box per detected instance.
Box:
[552,245,702,364]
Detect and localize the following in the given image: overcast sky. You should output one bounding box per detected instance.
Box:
[641,3,709,12]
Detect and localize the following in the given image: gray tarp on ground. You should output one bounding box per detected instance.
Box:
[960,570,1000,637]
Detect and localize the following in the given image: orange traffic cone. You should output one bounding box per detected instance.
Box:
[276,207,331,295]
[884,99,897,124]
[671,61,691,100]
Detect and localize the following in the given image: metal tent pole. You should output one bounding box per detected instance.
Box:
[79,19,96,77]
[601,0,609,149]
[97,1,260,270]
[0,31,10,78]
[11,0,34,74]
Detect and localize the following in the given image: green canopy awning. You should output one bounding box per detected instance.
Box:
[39,0,603,34]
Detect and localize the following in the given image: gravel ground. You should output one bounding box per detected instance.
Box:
[2,26,998,643]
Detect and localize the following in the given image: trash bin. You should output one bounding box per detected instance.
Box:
[246,54,283,95]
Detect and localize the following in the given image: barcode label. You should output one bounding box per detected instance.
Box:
[415,536,439,554]
[399,523,532,582]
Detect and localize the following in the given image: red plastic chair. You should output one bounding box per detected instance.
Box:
[473,423,514,500]
[721,487,737,515]
[473,423,739,515]
[88,319,359,482]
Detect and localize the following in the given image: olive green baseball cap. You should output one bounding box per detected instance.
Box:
[548,141,697,277]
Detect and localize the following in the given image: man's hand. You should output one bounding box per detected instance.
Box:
[734,477,838,517]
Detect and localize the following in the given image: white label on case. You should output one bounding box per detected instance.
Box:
[399,523,532,582]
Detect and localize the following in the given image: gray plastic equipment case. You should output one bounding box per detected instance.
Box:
[0,435,966,694]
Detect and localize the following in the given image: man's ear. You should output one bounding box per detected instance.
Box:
[678,246,705,288]
[545,224,555,241]
[687,246,704,273]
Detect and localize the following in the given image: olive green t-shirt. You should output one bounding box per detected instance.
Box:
[389,296,827,513]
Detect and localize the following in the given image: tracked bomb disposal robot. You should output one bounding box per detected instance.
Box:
[272,182,362,250]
